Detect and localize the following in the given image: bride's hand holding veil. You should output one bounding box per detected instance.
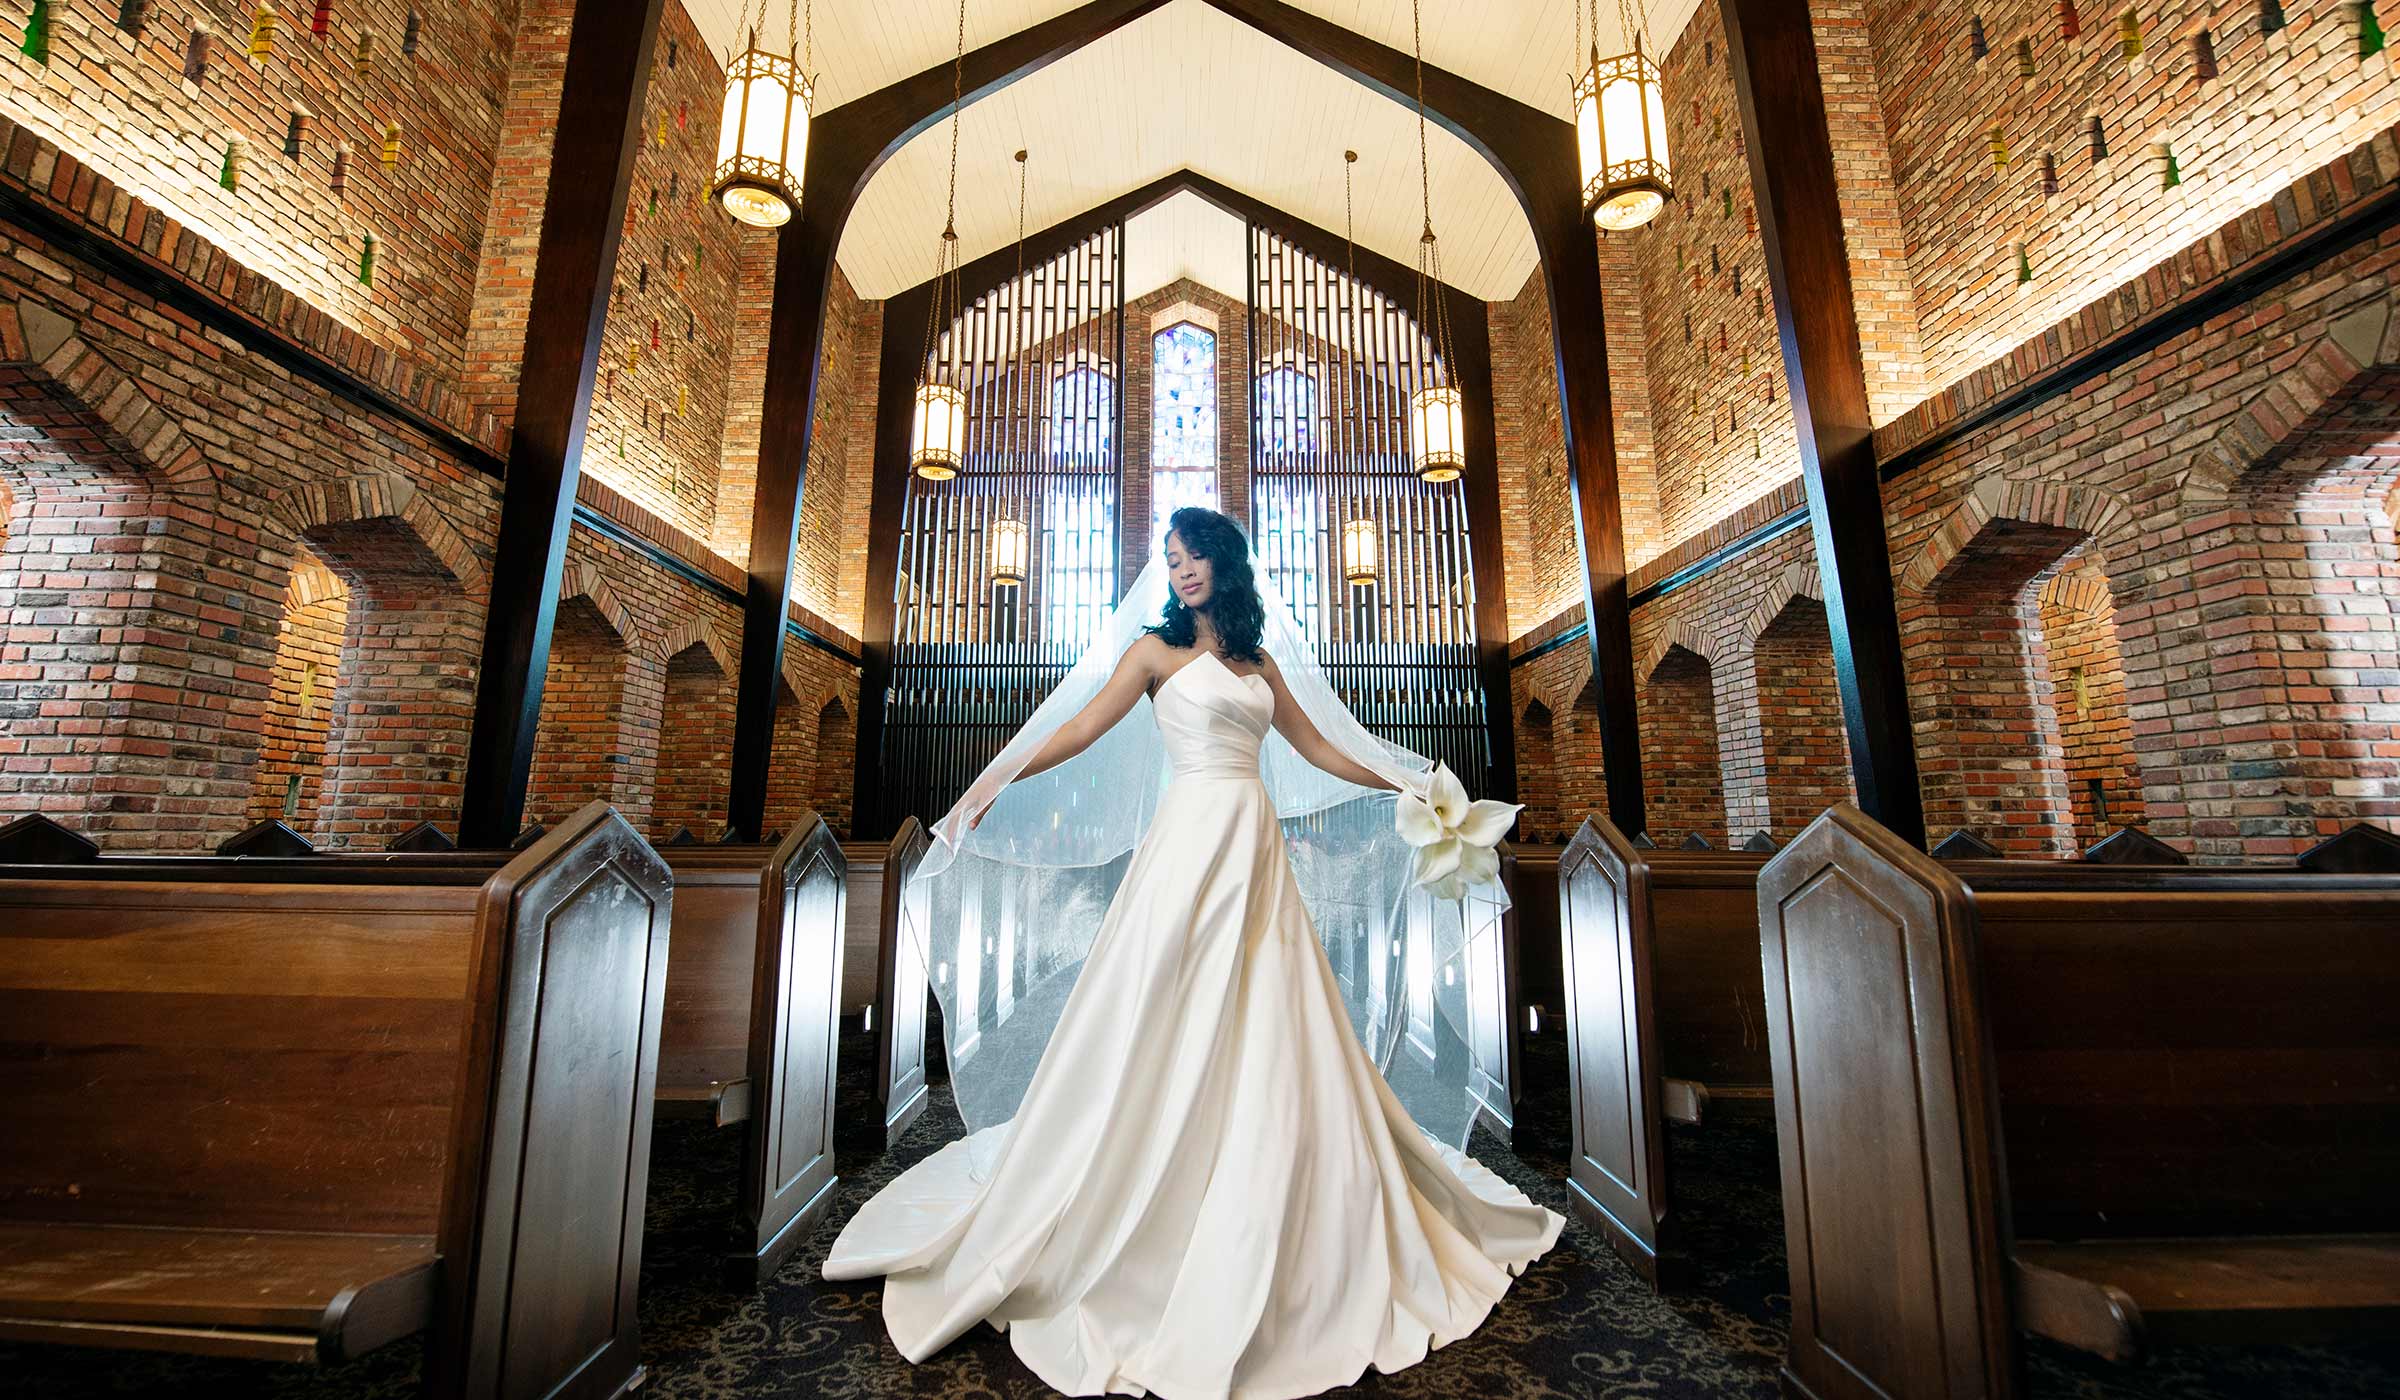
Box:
[963,637,1168,830]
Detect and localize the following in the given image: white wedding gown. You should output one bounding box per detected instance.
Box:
[823,651,1564,1399]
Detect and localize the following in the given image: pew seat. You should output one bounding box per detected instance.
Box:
[2014,1235,2400,1357]
[0,1225,435,1363]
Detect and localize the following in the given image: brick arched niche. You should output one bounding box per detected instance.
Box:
[1898,479,2133,855]
[2036,560,2143,846]
[264,475,488,847]
[1636,631,1727,846]
[526,564,642,828]
[1745,584,1854,841]
[651,622,738,842]
[1514,697,1559,840]
[247,554,352,829]
[2154,318,2400,854]
[752,668,861,839]
[0,311,234,848]
[809,694,857,838]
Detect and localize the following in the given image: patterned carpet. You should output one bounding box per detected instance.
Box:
[8,1032,2398,1399]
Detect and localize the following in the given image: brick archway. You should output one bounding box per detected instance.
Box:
[2183,294,2400,504]
[1899,477,2132,597]
[0,314,240,846]
[257,473,489,847]
[652,618,741,841]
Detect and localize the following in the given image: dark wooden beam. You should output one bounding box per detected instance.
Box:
[852,281,934,841]
[728,0,1174,841]
[1722,0,1925,848]
[458,0,663,848]
[1454,300,1517,804]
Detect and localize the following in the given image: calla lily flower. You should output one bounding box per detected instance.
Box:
[1393,762,1522,898]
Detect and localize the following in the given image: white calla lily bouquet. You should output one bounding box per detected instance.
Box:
[1393,763,1523,901]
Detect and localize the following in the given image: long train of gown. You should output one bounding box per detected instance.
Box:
[823,651,1563,1399]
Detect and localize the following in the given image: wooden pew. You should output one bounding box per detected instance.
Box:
[0,802,670,1397]
[654,823,847,1285]
[1556,816,1772,1285]
[1757,804,2400,1399]
[849,818,932,1148]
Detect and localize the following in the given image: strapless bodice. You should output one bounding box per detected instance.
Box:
[1153,651,1272,781]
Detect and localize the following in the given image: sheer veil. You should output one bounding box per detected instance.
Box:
[902,555,1502,1148]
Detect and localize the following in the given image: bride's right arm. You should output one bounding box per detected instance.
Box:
[964,640,1160,825]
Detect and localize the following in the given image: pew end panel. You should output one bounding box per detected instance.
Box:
[1557,818,1671,1288]
[1757,805,2017,1400]
[431,803,674,1400]
[873,818,934,1148]
[737,817,848,1287]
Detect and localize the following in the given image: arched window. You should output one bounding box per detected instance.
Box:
[1151,322,1220,548]
[1256,364,1319,458]
[1046,363,1115,466]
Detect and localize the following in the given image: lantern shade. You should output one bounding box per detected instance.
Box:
[910,383,967,480]
[1409,384,1466,483]
[1574,38,1672,231]
[1341,518,1380,586]
[988,518,1030,587]
[713,43,811,229]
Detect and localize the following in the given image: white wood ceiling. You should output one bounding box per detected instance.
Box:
[682,0,1702,300]
[1124,191,1250,305]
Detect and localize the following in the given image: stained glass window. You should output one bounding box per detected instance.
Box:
[1256,365,1319,458]
[1046,364,1114,466]
[1149,322,1221,551]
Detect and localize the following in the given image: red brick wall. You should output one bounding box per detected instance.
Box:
[0,115,864,852]
[464,0,751,551]
[1864,0,2400,399]
[1490,273,1582,636]
[1,0,518,380]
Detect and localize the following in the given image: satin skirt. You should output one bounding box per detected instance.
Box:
[822,773,1564,1400]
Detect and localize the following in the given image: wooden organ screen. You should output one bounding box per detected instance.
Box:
[883,225,1127,822]
[1245,225,1493,795]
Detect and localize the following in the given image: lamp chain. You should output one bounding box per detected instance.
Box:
[921,0,971,389]
[1342,149,1356,283]
[1408,0,1456,389]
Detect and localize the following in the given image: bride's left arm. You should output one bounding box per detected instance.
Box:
[1259,655,1401,793]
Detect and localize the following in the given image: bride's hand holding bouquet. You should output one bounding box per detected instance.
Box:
[1393,763,1521,900]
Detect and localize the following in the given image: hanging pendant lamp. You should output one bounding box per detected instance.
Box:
[1573,0,1673,231]
[1405,0,1467,484]
[712,0,814,228]
[1341,518,1380,586]
[909,0,973,481]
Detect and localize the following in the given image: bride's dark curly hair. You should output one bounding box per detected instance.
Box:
[1148,506,1267,663]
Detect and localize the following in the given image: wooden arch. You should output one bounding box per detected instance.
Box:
[728,0,1639,840]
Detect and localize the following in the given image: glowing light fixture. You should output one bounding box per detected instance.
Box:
[989,518,1029,587]
[1405,0,1470,484]
[1341,518,1380,586]
[1409,386,1466,483]
[1572,1,1673,231]
[909,0,973,481]
[712,0,814,229]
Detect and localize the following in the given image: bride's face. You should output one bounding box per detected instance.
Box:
[1164,533,1215,612]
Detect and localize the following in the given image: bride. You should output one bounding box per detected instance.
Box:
[823,506,1562,1399]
